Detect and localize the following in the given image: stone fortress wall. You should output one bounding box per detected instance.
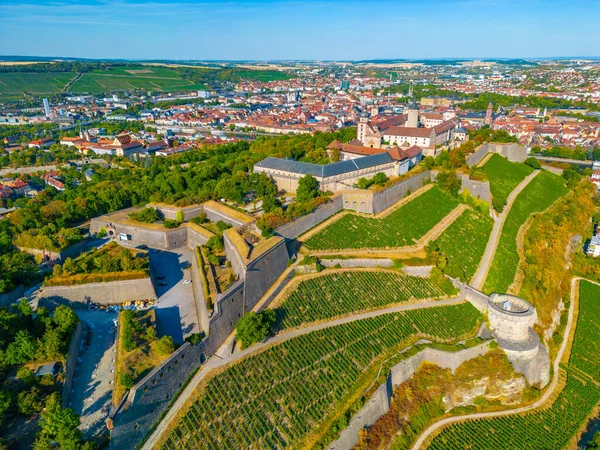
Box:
[40,277,157,308]
[463,285,550,387]
[274,170,431,241]
[467,142,528,167]
[102,202,290,449]
[329,341,493,450]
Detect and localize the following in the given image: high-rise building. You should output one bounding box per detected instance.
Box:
[341,80,350,90]
[43,98,50,117]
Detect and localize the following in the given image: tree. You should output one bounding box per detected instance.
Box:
[0,390,13,428]
[37,393,83,450]
[296,175,319,203]
[4,330,37,365]
[235,310,276,349]
[176,210,184,223]
[524,157,541,169]
[436,171,462,197]
[53,305,79,334]
[156,335,175,355]
[17,387,44,416]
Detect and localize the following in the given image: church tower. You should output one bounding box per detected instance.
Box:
[357,113,369,143]
[485,102,493,126]
[407,100,420,128]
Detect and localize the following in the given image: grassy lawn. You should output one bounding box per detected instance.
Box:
[113,309,170,405]
[274,270,458,330]
[483,170,568,294]
[0,72,75,96]
[304,186,459,251]
[483,153,533,212]
[160,303,482,450]
[431,209,494,282]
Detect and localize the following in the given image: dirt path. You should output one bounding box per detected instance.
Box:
[411,277,591,450]
[471,171,539,289]
[140,295,467,450]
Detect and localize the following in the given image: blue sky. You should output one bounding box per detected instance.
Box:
[0,0,599,60]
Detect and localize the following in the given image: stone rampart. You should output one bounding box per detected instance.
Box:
[243,238,290,310]
[275,195,343,240]
[329,341,492,450]
[62,322,84,408]
[40,277,156,308]
[467,143,528,168]
[110,340,207,450]
[460,174,491,203]
[467,144,489,167]
[370,170,431,215]
[206,280,245,354]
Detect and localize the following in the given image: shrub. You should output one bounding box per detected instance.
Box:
[216,221,232,232]
[235,310,276,349]
[163,219,179,229]
[191,213,208,224]
[120,373,135,389]
[436,171,462,197]
[129,207,160,223]
[524,157,542,169]
[185,332,206,345]
[156,335,175,355]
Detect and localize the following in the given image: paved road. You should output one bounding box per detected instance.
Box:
[140,295,467,450]
[70,310,117,439]
[471,171,539,289]
[410,277,586,450]
[150,248,200,345]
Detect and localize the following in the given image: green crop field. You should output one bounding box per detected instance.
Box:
[275,270,457,330]
[432,209,493,282]
[304,186,459,251]
[483,153,533,212]
[427,280,600,450]
[161,303,482,450]
[0,72,76,96]
[483,170,568,294]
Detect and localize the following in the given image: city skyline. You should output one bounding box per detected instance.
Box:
[1,0,599,60]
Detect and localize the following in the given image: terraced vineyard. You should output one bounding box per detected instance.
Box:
[483,170,568,294]
[275,270,457,330]
[0,72,76,97]
[304,186,459,251]
[427,280,600,450]
[70,66,205,93]
[160,303,482,450]
[569,280,600,380]
[431,209,493,282]
[483,154,533,212]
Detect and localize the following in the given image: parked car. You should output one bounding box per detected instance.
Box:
[183,280,191,285]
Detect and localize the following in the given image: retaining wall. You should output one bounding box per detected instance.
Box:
[62,322,85,408]
[40,277,156,308]
[329,341,492,450]
[275,195,343,240]
[0,285,25,306]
